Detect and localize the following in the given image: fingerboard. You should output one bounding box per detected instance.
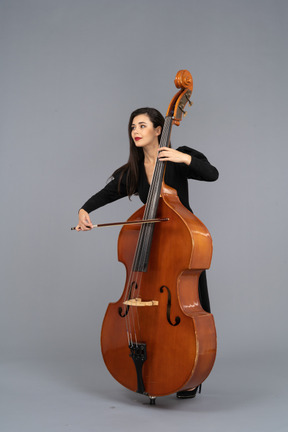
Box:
[132,116,173,272]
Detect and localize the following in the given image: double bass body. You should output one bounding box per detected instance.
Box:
[101,184,217,397]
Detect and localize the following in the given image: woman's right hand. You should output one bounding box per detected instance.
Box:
[76,209,93,231]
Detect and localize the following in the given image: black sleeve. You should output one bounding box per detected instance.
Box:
[176,146,219,181]
[80,171,128,214]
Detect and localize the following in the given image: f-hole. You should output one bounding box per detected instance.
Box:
[160,285,181,326]
[118,281,138,318]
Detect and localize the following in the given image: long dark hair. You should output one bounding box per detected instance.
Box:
[112,107,165,198]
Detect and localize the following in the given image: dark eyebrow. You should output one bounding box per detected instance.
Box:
[131,121,147,126]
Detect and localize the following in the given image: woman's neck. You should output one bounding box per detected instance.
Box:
[143,143,159,166]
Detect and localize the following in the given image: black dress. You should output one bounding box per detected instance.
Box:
[81,146,219,312]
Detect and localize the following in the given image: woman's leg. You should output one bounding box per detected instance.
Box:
[198,270,211,313]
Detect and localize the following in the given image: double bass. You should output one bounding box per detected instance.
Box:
[100,70,217,404]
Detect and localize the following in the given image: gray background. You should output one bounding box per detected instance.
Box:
[1,0,287,431]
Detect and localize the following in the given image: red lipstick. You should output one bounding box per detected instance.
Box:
[135,137,142,141]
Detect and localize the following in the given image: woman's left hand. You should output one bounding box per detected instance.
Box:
[158,147,191,165]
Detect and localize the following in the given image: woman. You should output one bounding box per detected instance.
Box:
[76,107,219,398]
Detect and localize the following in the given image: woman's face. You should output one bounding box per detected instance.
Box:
[131,114,161,148]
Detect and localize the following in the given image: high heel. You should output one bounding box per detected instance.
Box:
[176,384,202,399]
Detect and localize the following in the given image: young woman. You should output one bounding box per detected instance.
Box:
[76,107,219,398]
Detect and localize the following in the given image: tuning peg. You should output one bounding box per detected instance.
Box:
[185,94,193,106]
[179,105,187,117]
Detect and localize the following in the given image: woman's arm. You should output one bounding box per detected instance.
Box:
[75,172,128,231]
[158,146,219,181]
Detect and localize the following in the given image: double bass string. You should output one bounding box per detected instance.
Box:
[123,116,173,348]
[123,225,146,347]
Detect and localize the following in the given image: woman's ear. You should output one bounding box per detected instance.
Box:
[155,126,162,136]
